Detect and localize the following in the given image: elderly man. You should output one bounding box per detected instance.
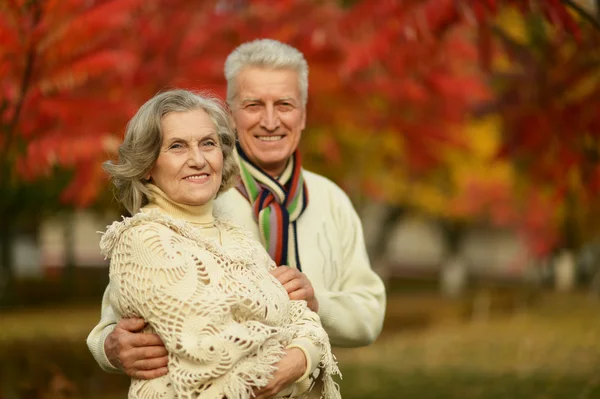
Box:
[87,39,386,394]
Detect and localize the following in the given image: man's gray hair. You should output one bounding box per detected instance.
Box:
[104,89,239,215]
[224,38,309,106]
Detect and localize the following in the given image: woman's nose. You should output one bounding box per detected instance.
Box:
[187,147,206,167]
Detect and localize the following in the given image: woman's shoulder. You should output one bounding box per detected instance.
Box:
[100,210,197,258]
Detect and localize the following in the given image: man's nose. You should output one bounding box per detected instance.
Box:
[260,105,280,131]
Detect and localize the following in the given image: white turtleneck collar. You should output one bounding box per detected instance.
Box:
[141,184,215,226]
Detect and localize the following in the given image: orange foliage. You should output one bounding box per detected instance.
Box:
[1,0,143,206]
[1,0,595,258]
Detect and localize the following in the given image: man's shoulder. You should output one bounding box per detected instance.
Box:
[303,169,332,183]
[214,188,248,217]
[215,187,246,204]
[303,169,340,190]
[303,169,350,200]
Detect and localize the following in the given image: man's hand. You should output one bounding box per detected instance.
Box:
[253,348,307,399]
[104,317,168,379]
[270,266,319,312]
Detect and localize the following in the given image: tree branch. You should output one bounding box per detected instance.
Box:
[563,0,600,30]
[0,1,42,199]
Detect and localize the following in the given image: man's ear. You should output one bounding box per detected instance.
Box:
[300,108,307,131]
[228,107,237,131]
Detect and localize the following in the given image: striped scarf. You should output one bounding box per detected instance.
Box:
[235,142,309,270]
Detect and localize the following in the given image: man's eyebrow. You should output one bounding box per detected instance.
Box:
[240,97,297,104]
[240,98,261,103]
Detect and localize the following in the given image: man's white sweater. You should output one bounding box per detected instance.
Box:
[87,170,386,371]
[215,170,386,347]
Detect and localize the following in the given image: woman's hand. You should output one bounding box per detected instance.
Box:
[253,348,307,399]
[104,317,168,379]
[271,266,319,312]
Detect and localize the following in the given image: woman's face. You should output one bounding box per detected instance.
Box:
[148,109,223,206]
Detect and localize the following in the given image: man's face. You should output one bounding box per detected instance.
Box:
[231,67,306,177]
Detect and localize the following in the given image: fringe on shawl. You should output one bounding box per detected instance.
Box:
[308,329,342,399]
[223,339,287,399]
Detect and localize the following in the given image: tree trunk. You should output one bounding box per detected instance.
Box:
[440,220,468,298]
[0,209,15,307]
[361,203,405,287]
[62,212,76,296]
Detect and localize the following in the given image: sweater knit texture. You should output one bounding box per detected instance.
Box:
[99,186,341,399]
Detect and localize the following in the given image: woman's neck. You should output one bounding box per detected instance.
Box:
[142,184,214,225]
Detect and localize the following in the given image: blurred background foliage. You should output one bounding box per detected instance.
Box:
[1,0,599,274]
[2,0,600,398]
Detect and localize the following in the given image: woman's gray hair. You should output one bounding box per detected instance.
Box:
[224,38,309,106]
[104,89,239,215]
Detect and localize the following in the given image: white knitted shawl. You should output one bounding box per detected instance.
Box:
[100,210,341,399]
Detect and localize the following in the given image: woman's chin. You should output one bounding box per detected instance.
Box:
[178,194,214,206]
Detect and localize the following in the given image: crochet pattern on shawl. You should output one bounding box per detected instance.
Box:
[99,211,341,399]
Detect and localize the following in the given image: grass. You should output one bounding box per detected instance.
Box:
[2,291,600,398]
[333,292,600,398]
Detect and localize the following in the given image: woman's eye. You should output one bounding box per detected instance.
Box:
[203,140,217,147]
[169,143,183,149]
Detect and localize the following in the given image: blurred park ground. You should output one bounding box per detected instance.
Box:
[3,289,600,398]
[3,0,600,398]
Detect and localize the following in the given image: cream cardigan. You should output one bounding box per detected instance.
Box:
[100,190,340,399]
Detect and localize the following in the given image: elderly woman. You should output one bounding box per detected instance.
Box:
[99,89,340,399]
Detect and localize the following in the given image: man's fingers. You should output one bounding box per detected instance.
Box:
[288,289,309,301]
[116,317,147,333]
[270,266,296,283]
[133,355,169,371]
[283,279,303,294]
[132,366,169,380]
[130,333,165,348]
[270,265,290,278]
[129,345,169,359]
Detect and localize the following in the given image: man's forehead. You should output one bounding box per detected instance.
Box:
[237,67,299,86]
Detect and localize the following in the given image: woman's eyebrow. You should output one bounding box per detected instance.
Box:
[164,136,185,145]
[200,131,219,140]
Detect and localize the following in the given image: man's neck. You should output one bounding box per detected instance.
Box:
[260,161,289,180]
